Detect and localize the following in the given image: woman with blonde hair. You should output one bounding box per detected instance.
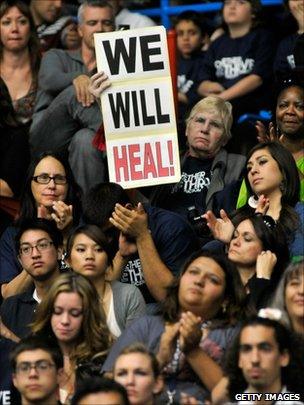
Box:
[113,343,164,405]
[31,272,112,404]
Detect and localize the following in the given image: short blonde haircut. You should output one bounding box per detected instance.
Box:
[186,96,233,143]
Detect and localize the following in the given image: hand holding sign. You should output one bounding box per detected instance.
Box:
[94,26,181,188]
[88,71,111,99]
[73,74,95,107]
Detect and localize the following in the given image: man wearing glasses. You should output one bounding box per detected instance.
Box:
[11,336,63,405]
[0,218,63,342]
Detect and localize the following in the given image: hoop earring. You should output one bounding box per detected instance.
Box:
[248,195,259,209]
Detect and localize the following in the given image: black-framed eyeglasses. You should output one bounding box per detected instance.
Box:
[19,240,54,256]
[16,360,56,375]
[32,174,67,185]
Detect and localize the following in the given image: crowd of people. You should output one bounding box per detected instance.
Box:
[0,0,303,404]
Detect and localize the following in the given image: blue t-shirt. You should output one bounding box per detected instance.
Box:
[198,28,275,116]
[274,33,298,78]
[120,205,199,303]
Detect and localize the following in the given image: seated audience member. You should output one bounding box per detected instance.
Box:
[29,0,115,194]
[197,0,275,154]
[0,1,40,198]
[269,259,304,336]
[204,211,290,309]
[224,316,304,404]
[254,83,304,201]
[174,11,210,127]
[108,0,156,29]
[149,96,246,243]
[205,141,303,257]
[66,225,146,337]
[11,336,64,405]
[102,251,247,403]
[31,272,112,404]
[0,152,80,300]
[71,377,129,405]
[113,343,164,405]
[274,0,304,81]
[30,0,80,52]
[197,0,275,121]
[0,219,63,341]
[82,182,199,309]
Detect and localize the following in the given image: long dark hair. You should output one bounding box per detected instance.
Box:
[231,212,290,286]
[243,141,300,240]
[18,152,81,223]
[0,0,41,80]
[162,250,249,326]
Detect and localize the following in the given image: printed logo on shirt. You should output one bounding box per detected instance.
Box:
[287,54,295,69]
[214,57,254,79]
[178,74,194,93]
[172,171,211,194]
[121,258,145,286]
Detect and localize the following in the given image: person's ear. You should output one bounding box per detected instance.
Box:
[280,349,290,368]
[57,368,65,385]
[57,246,64,262]
[17,255,23,267]
[78,24,83,39]
[152,375,164,395]
[12,373,18,389]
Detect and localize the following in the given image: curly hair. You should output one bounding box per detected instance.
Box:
[31,273,112,366]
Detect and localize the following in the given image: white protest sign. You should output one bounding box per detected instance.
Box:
[94,26,180,189]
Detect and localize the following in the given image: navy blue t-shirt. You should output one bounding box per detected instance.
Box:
[178,51,206,114]
[198,28,275,115]
[274,33,298,78]
[120,205,199,303]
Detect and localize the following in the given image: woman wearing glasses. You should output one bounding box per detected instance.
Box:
[0,152,80,299]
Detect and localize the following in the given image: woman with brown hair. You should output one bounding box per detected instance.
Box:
[31,272,112,404]
[0,0,40,198]
[102,250,248,403]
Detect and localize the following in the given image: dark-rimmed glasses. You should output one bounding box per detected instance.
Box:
[32,174,67,185]
[15,360,55,375]
[19,240,54,256]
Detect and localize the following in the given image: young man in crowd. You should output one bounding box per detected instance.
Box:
[71,377,129,405]
[225,317,304,404]
[0,219,63,341]
[30,0,80,52]
[11,336,63,405]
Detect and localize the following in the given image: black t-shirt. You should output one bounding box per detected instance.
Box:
[165,156,213,219]
[198,28,275,116]
[274,33,298,78]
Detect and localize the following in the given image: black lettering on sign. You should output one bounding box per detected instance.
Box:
[140,90,155,125]
[155,88,170,123]
[108,92,130,128]
[140,34,164,71]
[103,37,137,74]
